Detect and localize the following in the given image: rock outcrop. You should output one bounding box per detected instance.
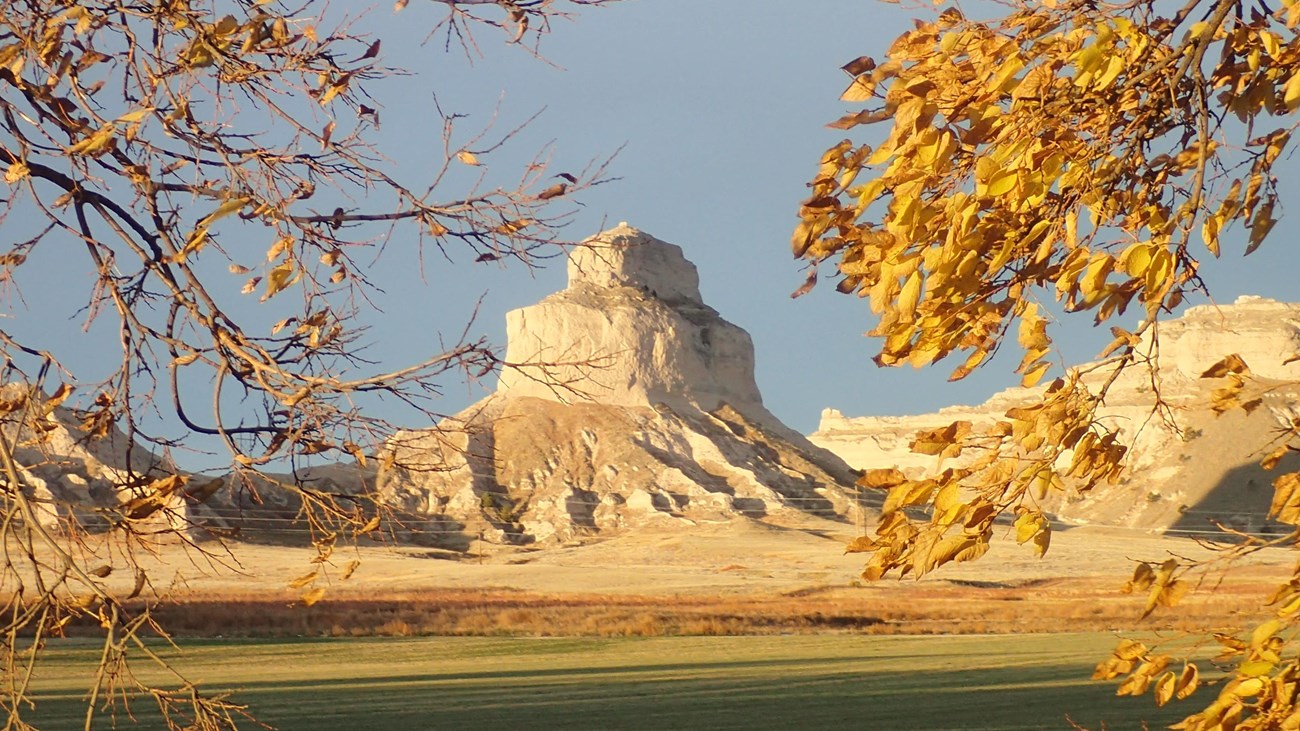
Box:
[810,296,1300,533]
[498,223,770,422]
[0,383,187,531]
[380,225,864,547]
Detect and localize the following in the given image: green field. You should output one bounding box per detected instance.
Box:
[22,634,1191,730]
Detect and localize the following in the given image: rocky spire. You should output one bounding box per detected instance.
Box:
[380,224,863,546]
[497,223,768,421]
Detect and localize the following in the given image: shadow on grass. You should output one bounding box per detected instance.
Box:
[28,640,1190,731]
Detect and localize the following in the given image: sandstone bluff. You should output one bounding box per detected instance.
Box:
[377,224,865,547]
[13,228,1299,547]
[810,296,1300,535]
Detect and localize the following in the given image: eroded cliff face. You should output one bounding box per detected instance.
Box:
[0,383,186,531]
[381,225,864,546]
[810,297,1300,533]
[498,224,768,421]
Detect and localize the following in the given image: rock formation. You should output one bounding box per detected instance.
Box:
[380,224,864,547]
[810,296,1300,533]
[0,383,187,531]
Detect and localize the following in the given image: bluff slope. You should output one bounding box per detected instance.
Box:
[378,225,864,547]
[810,296,1300,533]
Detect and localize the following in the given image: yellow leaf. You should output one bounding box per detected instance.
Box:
[183,42,215,68]
[1020,361,1051,388]
[67,124,117,157]
[301,586,327,606]
[1143,246,1173,294]
[1032,522,1051,557]
[340,560,361,581]
[1120,243,1155,277]
[4,161,29,183]
[1201,214,1222,257]
[1200,353,1251,378]
[288,569,317,589]
[1154,670,1177,707]
[933,482,961,514]
[262,260,298,301]
[1252,618,1282,649]
[930,533,989,568]
[457,150,480,166]
[116,107,154,124]
[1285,72,1300,111]
[1115,639,1148,662]
[1078,251,1115,306]
[841,76,875,102]
[1116,670,1152,696]
[897,271,922,319]
[858,468,907,489]
[267,235,293,262]
[1123,562,1156,594]
[1017,303,1050,350]
[983,168,1017,197]
[1176,663,1200,700]
[1093,55,1124,89]
[883,479,937,513]
[1014,511,1048,545]
[845,535,879,554]
[1249,201,1276,254]
[1261,31,1282,58]
[359,514,381,534]
[319,77,347,105]
[200,196,250,226]
[1239,660,1274,679]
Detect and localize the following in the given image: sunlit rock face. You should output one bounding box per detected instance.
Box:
[381,225,865,547]
[1144,296,1300,384]
[810,297,1300,533]
[0,383,184,531]
[498,223,767,421]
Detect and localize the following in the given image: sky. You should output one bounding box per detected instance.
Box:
[360,0,1299,434]
[6,0,1300,456]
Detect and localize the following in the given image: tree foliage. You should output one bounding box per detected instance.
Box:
[796,0,1300,727]
[0,0,615,728]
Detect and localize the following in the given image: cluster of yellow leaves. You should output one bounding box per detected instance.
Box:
[1096,606,1300,728]
[1088,348,1300,725]
[1121,559,1190,619]
[1093,639,1197,706]
[847,375,1126,581]
[178,11,300,73]
[1165,621,1300,730]
[805,5,1300,723]
[795,4,1298,382]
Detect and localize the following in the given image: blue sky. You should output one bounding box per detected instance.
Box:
[7,0,1299,455]
[364,0,1299,434]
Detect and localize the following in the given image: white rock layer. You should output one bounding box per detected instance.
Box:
[498,224,768,422]
[381,225,863,547]
[809,297,1300,532]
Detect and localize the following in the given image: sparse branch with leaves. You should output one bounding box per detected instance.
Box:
[796,0,1300,727]
[0,0,617,728]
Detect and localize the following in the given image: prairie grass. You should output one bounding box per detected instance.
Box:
[25,633,1196,730]
[47,571,1276,639]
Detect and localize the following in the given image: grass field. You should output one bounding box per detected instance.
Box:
[22,633,1193,730]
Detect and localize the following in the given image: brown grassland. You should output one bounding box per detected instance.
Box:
[86,574,1283,640]
[39,517,1293,641]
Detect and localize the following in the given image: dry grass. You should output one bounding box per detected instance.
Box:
[50,569,1281,640]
